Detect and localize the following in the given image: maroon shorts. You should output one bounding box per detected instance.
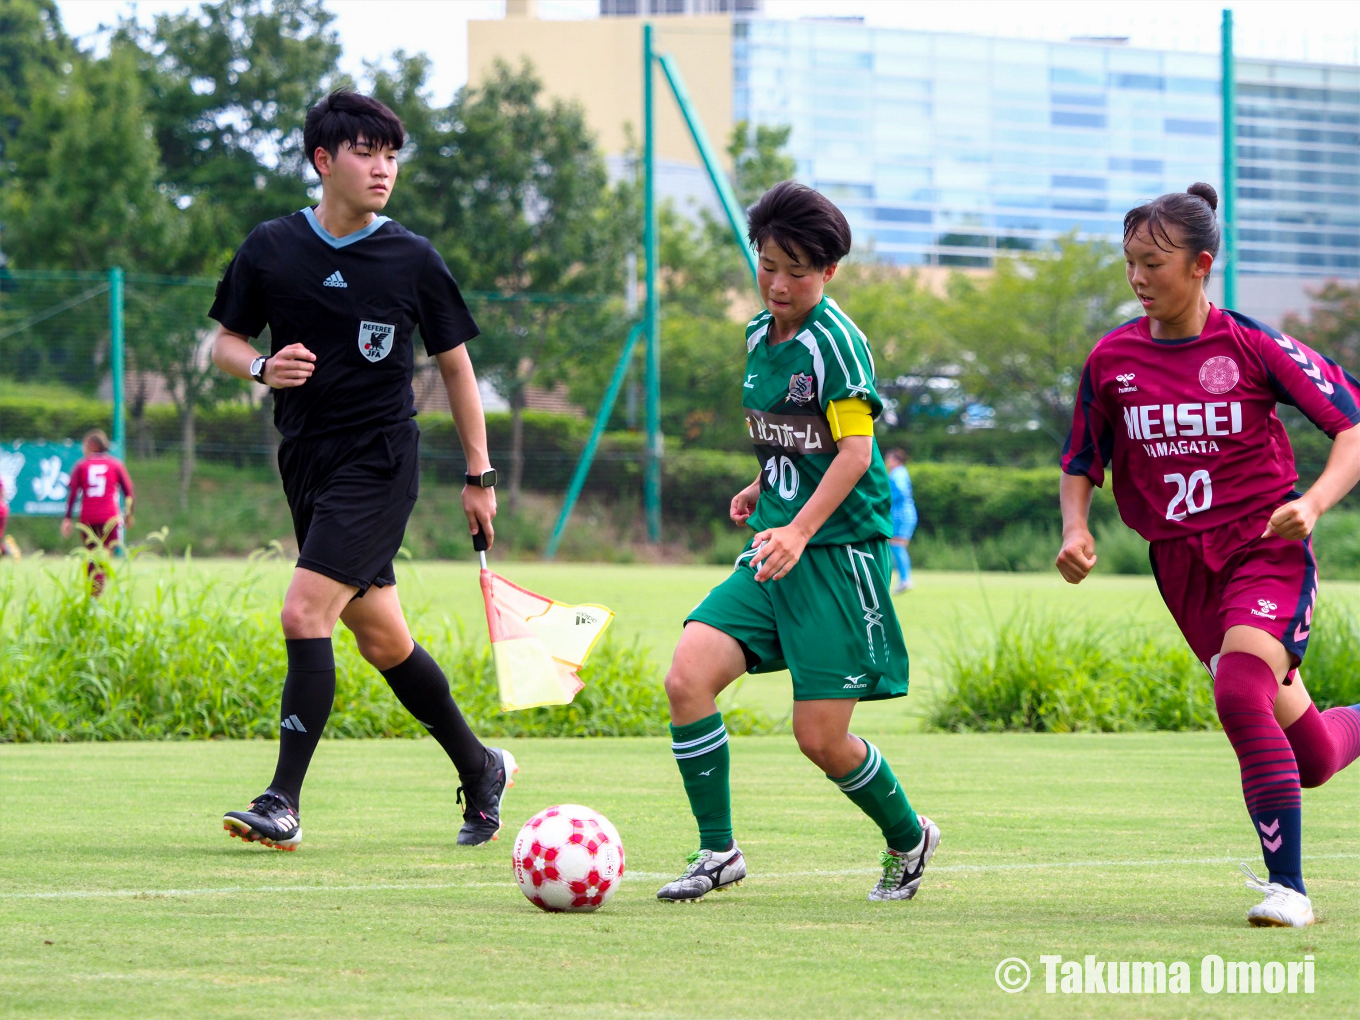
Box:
[1149,511,1317,675]
[80,518,122,550]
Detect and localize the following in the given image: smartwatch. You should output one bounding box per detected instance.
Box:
[249,355,269,384]
[465,468,498,488]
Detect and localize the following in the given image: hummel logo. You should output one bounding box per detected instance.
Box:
[323,271,347,288]
[280,714,308,733]
[1252,598,1278,620]
[1115,372,1137,393]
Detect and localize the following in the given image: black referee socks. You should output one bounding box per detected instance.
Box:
[268,637,337,809]
[381,643,488,777]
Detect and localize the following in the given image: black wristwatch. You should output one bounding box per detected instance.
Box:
[249,355,269,384]
[465,468,497,488]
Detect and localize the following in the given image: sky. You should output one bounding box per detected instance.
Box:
[56,0,1360,107]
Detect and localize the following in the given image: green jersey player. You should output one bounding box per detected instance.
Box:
[656,182,940,904]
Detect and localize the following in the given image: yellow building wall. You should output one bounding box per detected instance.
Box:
[467,15,733,170]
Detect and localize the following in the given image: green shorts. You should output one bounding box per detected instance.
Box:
[687,537,910,701]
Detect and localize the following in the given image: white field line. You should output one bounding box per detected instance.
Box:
[4,853,1359,902]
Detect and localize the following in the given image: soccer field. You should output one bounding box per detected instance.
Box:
[3,734,1358,1018]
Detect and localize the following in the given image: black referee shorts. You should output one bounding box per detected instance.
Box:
[278,419,419,595]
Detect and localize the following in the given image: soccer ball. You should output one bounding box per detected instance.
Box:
[512,804,625,912]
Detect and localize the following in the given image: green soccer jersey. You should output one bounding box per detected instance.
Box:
[742,296,892,545]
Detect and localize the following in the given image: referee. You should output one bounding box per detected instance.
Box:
[209,90,513,850]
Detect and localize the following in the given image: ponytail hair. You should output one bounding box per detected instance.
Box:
[1123,183,1221,266]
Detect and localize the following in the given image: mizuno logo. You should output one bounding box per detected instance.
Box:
[698,768,716,776]
[323,271,347,288]
[744,373,758,389]
[280,714,307,733]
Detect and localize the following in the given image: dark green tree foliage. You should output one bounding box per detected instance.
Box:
[937,234,1128,439]
[1285,280,1360,374]
[0,0,73,164]
[374,57,632,506]
[118,0,341,270]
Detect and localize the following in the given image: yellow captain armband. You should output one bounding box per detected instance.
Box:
[826,397,875,441]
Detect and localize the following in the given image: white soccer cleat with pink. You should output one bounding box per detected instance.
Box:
[1241,864,1315,927]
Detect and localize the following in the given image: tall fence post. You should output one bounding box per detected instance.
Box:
[1221,8,1237,311]
[643,23,662,543]
[109,266,125,453]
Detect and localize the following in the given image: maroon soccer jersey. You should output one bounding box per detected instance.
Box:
[1063,306,1360,542]
[65,454,133,524]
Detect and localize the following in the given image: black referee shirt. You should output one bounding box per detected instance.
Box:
[209,208,480,439]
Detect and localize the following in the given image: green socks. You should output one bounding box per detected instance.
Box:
[671,712,732,851]
[829,739,922,853]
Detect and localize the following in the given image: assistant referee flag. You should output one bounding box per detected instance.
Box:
[479,569,614,711]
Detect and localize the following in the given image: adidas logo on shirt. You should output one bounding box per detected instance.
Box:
[323,271,347,288]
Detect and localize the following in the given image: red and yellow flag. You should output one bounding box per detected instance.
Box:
[479,568,614,711]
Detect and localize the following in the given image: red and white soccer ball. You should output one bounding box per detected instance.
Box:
[512,804,625,913]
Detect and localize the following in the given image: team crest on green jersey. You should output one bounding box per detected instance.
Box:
[788,372,816,405]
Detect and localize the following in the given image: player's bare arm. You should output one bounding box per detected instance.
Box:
[1056,472,1098,584]
[750,434,872,583]
[434,344,496,547]
[210,327,316,388]
[1264,424,1360,540]
[730,475,761,525]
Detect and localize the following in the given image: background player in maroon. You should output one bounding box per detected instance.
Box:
[1058,183,1360,928]
[62,429,134,595]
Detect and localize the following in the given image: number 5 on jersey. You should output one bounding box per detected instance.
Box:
[1164,470,1212,521]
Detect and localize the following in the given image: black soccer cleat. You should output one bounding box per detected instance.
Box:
[456,747,518,845]
[223,792,302,851]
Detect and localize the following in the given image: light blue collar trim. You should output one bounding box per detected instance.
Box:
[301,207,390,249]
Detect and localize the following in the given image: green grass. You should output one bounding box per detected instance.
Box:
[3,735,1359,1018]
[0,558,1190,732]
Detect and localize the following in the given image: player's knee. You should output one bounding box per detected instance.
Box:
[279,600,327,640]
[356,630,411,671]
[663,667,695,707]
[792,728,837,771]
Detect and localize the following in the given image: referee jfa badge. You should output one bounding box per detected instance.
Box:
[358,320,396,362]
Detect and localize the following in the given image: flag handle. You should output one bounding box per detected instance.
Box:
[472,529,488,570]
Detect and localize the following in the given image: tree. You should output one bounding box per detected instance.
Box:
[1284,281,1360,373]
[728,121,794,208]
[375,57,632,508]
[1,43,183,272]
[118,0,342,271]
[942,235,1129,438]
[0,0,75,173]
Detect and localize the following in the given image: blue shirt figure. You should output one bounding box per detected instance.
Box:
[885,452,915,592]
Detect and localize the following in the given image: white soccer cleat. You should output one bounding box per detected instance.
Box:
[656,844,746,903]
[869,815,940,901]
[1241,864,1315,927]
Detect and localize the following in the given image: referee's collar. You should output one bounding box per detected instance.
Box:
[301,207,390,249]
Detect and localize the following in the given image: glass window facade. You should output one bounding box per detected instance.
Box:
[733,21,1360,275]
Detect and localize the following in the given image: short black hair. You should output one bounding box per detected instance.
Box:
[303,89,405,172]
[747,181,851,270]
[1123,182,1221,264]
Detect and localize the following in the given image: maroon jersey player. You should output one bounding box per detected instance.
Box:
[61,430,134,594]
[1059,183,1360,929]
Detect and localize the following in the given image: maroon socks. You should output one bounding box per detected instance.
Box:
[1213,651,1304,893]
[1285,702,1360,788]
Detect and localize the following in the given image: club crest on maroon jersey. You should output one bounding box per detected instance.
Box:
[1199,356,1240,395]
[787,372,815,405]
